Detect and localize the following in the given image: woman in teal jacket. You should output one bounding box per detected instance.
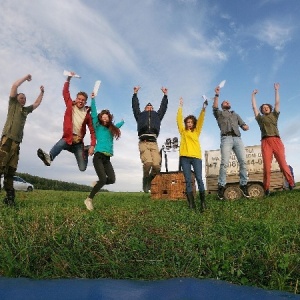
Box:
[177,97,207,212]
[84,92,124,211]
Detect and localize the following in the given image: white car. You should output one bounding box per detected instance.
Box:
[0,176,34,192]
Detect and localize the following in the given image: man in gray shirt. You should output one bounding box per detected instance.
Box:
[213,85,249,200]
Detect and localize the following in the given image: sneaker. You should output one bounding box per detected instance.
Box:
[265,189,270,196]
[217,185,225,200]
[37,148,51,166]
[240,185,250,198]
[84,197,94,211]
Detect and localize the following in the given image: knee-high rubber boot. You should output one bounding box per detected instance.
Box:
[142,176,150,193]
[186,192,196,209]
[199,191,206,212]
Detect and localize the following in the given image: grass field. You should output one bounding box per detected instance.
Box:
[0,189,299,294]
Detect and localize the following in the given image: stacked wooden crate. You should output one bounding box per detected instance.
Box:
[151,171,196,200]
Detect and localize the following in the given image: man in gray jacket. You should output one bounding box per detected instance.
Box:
[213,85,250,200]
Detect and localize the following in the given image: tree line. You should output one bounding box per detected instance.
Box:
[15,172,109,192]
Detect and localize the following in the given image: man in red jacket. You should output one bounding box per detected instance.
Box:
[37,72,96,171]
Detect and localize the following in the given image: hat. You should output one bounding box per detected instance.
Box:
[146,102,153,107]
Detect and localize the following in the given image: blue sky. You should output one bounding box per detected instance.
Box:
[0,0,299,192]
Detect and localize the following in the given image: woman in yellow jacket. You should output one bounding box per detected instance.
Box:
[177,97,207,212]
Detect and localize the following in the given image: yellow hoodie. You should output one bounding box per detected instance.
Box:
[176,107,205,159]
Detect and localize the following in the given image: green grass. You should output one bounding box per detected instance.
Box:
[0,189,299,294]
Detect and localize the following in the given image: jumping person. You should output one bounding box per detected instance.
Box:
[177,97,207,212]
[37,72,95,171]
[132,86,168,193]
[84,92,124,211]
[251,83,295,196]
[0,74,44,206]
[213,85,250,200]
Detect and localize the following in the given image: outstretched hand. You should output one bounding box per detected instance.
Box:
[274,82,280,90]
[133,86,140,94]
[91,92,95,99]
[179,97,183,107]
[40,86,44,93]
[88,146,95,156]
[252,89,258,95]
[26,74,32,82]
[161,87,168,95]
[242,124,249,131]
[66,71,76,81]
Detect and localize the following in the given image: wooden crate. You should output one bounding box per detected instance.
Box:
[150,171,196,200]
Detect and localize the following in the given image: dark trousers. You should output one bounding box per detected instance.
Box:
[89,152,115,199]
[0,136,19,191]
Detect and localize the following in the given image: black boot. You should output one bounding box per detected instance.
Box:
[199,191,206,213]
[142,177,150,193]
[4,189,15,206]
[186,192,196,209]
[148,174,156,192]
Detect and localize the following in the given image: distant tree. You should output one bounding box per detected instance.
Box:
[15,172,109,192]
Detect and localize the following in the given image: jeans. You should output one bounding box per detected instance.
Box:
[219,136,248,187]
[180,156,205,193]
[50,138,88,172]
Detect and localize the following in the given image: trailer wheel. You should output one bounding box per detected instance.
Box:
[224,185,242,200]
[248,183,264,198]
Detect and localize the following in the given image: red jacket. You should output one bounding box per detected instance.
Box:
[62,82,96,146]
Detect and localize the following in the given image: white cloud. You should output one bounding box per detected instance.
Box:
[1,0,300,192]
[251,20,293,51]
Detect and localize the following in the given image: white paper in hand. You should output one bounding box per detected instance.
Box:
[63,70,81,78]
[218,80,226,88]
[202,95,208,101]
[202,95,208,106]
[93,80,101,96]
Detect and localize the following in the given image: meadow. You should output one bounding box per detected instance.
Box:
[0,189,299,294]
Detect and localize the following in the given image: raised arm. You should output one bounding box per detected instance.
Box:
[274,82,280,112]
[251,89,259,117]
[132,86,141,121]
[196,99,207,133]
[10,74,32,97]
[213,86,220,108]
[62,72,75,105]
[90,93,98,126]
[157,87,168,120]
[176,97,184,133]
[32,86,44,110]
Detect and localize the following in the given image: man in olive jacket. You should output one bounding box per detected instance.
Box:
[0,74,44,206]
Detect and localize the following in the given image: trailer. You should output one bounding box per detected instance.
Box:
[205,145,285,200]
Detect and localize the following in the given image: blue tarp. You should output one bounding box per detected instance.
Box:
[0,277,299,300]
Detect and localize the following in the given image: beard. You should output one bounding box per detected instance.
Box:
[222,104,231,110]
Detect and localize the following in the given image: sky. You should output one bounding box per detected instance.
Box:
[1,0,300,192]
